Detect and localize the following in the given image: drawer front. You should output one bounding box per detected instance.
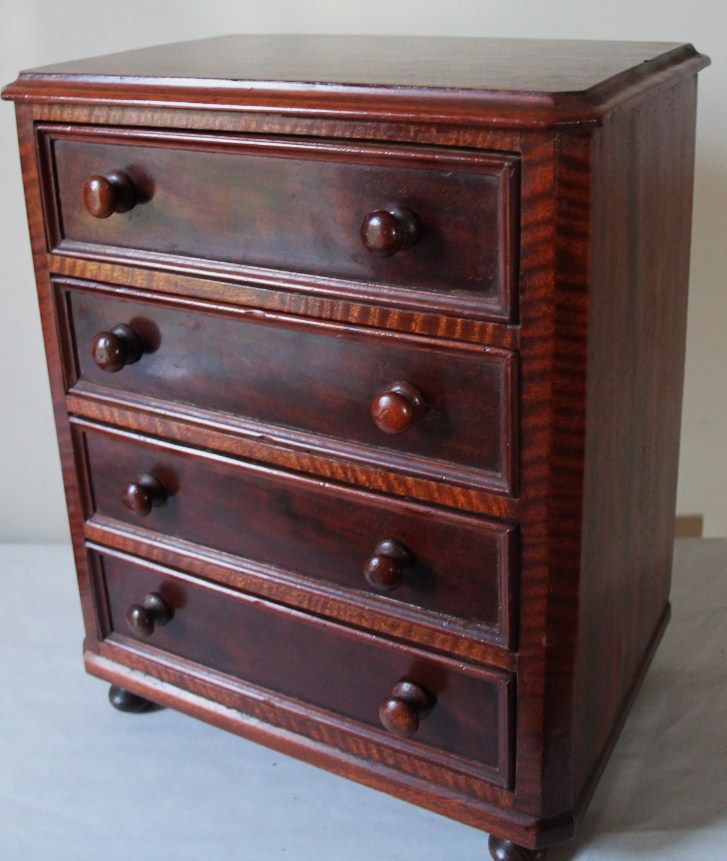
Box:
[78,423,514,640]
[93,548,512,781]
[46,129,518,319]
[61,282,517,493]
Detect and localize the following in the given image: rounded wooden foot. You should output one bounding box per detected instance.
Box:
[488,835,546,861]
[108,685,162,714]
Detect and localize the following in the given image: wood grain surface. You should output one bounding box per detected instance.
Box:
[46,128,518,318]
[57,279,517,492]
[93,547,513,782]
[76,419,515,639]
[3,36,708,129]
[3,35,709,857]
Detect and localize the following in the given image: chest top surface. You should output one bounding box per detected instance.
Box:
[2,35,708,128]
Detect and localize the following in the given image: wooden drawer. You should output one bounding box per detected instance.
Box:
[43,127,518,320]
[59,280,517,493]
[77,421,515,642]
[91,547,513,783]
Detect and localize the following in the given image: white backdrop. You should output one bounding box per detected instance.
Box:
[1,0,724,539]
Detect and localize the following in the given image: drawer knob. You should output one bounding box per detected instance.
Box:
[371,380,426,434]
[122,474,167,517]
[364,539,414,591]
[91,323,143,373]
[126,592,171,638]
[360,206,419,257]
[83,170,137,218]
[379,680,434,738]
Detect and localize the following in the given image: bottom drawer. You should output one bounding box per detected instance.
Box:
[90,548,513,785]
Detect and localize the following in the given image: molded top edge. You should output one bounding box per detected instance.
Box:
[2,35,710,128]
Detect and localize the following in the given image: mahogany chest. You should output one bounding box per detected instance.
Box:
[3,36,709,859]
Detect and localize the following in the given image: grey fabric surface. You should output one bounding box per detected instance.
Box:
[1,539,725,860]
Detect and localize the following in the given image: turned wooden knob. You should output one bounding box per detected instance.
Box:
[126,592,171,638]
[379,680,434,738]
[360,206,419,257]
[364,539,414,591]
[122,474,167,517]
[91,324,143,373]
[83,170,137,218]
[371,380,426,434]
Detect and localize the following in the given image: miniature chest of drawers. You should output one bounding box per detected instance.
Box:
[3,35,709,859]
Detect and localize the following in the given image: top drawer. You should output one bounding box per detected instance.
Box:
[41,127,519,320]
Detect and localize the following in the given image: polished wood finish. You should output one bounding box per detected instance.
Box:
[121,473,167,517]
[3,36,708,858]
[82,170,137,218]
[363,539,414,592]
[46,131,517,319]
[360,206,419,257]
[126,591,171,637]
[95,548,511,780]
[573,76,701,806]
[2,36,708,128]
[90,323,143,372]
[108,684,161,713]
[488,835,545,861]
[371,380,427,435]
[75,419,514,637]
[58,280,517,493]
[379,680,434,738]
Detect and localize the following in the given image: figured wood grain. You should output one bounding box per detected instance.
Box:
[48,255,521,347]
[58,279,517,493]
[76,419,515,639]
[529,128,591,818]
[509,74,703,832]
[573,76,700,805]
[11,103,105,655]
[84,649,534,840]
[83,516,518,667]
[47,128,518,318]
[29,101,523,156]
[2,36,708,130]
[505,129,574,824]
[64,390,519,520]
[4,35,709,859]
[93,547,512,780]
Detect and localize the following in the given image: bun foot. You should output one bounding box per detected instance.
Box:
[488,835,546,861]
[108,685,162,714]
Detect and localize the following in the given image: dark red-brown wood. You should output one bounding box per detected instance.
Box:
[82,170,137,218]
[2,36,708,129]
[572,74,700,808]
[126,591,171,636]
[2,35,709,858]
[108,684,161,713]
[75,419,514,639]
[57,279,517,493]
[488,835,545,861]
[364,539,414,592]
[360,206,419,257]
[379,680,434,738]
[121,473,167,516]
[90,322,143,372]
[46,129,518,320]
[94,548,512,781]
[371,380,427,435]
